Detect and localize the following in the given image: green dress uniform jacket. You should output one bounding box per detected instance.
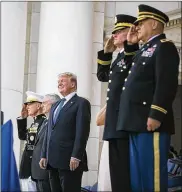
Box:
[97,43,139,140]
[116,34,180,134]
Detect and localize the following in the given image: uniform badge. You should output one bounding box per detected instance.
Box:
[147,47,156,57]
[141,47,156,57]
[153,44,157,48]
[117,59,125,67]
[141,51,148,57]
[30,135,34,141]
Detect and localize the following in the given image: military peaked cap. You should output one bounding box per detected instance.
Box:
[134,4,169,25]
[112,14,137,34]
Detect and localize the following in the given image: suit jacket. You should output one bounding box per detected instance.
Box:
[116,34,179,134]
[97,43,139,140]
[17,114,46,179]
[31,119,49,180]
[41,94,91,171]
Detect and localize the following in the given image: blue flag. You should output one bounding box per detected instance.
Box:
[1,120,21,192]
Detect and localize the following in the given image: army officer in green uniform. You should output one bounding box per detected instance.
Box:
[96,15,138,192]
[116,4,180,192]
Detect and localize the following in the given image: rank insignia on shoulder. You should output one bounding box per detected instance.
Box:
[160,39,173,43]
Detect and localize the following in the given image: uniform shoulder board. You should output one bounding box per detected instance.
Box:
[160,39,173,43]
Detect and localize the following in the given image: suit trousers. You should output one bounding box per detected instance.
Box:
[49,167,83,192]
[109,138,131,192]
[36,179,51,192]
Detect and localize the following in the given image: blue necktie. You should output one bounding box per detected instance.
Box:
[53,98,66,124]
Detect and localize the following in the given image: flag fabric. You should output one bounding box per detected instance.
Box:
[1,120,21,192]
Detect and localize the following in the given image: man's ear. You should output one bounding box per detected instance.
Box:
[71,83,75,88]
[152,20,158,30]
[37,103,41,109]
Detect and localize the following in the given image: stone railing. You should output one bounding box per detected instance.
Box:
[165,18,181,28]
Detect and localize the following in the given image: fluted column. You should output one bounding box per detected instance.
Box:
[83,2,105,186]
[36,2,94,100]
[1,2,27,169]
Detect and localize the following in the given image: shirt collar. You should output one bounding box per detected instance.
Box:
[120,48,124,53]
[147,34,161,43]
[64,91,76,101]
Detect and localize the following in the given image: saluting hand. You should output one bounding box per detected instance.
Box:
[21,104,28,118]
[104,36,117,53]
[147,118,161,131]
[127,26,139,44]
[70,157,80,171]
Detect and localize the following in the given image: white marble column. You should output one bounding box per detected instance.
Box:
[97,2,116,155]
[24,2,41,97]
[19,2,41,161]
[83,2,105,186]
[1,2,27,169]
[36,2,94,100]
[36,2,96,186]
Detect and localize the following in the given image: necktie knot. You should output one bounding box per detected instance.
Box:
[62,98,66,102]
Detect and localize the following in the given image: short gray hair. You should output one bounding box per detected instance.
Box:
[44,94,60,104]
[58,72,77,90]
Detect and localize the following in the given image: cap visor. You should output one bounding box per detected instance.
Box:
[24,101,33,105]
[112,27,127,34]
[24,101,41,105]
[134,17,148,25]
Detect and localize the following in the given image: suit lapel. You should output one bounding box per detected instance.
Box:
[35,121,47,145]
[52,95,77,128]
[50,100,61,127]
[62,94,77,112]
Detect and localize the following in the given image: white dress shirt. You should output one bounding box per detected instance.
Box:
[62,91,76,107]
[120,48,124,53]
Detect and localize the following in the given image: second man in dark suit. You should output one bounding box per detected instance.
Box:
[31,94,60,191]
[40,72,91,192]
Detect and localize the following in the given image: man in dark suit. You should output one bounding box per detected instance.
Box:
[116,4,180,191]
[97,15,138,192]
[40,72,91,192]
[31,94,60,191]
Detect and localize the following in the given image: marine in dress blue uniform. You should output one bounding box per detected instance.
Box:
[116,5,180,192]
[97,14,138,192]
